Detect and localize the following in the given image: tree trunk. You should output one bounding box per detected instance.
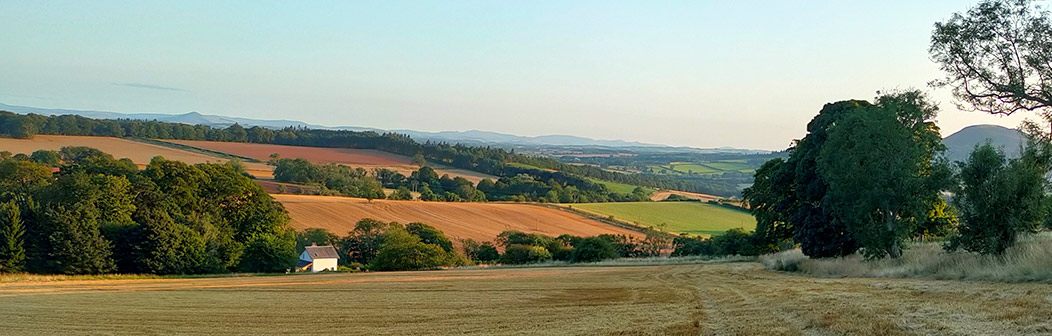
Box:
[886,210,902,258]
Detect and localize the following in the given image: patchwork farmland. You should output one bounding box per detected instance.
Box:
[163,139,497,183]
[0,135,274,177]
[274,194,642,244]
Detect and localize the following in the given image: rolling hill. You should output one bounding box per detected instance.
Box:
[0,102,768,151]
[943,125,1026,163]
[162,140,496,184]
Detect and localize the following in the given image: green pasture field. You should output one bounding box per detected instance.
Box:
[586,177,652,194]
[570,201,756,236]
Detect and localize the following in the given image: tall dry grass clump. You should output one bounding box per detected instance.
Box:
[761,233,1052,282]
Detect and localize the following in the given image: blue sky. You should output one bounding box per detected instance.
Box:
[0,1,1029,150]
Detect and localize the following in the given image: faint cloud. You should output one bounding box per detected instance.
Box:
[112,82,188,92]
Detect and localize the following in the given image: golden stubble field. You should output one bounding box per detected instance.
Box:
[164,139,497,184]
[0,135,274,177]
[1,262,1049,335]
[275,194,642,244]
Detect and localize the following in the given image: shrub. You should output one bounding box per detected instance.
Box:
[500,244,552,264]
[370,242,448,271]
[671,236,713,256]
[475,243,500,262]
[463,239,500,263]
[570,237,618,262]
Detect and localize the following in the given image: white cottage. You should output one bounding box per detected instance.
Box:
[299,244,339,272]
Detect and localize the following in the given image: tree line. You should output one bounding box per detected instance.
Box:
[0,111,736,196]
[296,220,678,271]
[0,148,298,274]
[272,157,651,203]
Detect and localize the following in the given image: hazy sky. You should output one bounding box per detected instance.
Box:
[0,1,1034,150]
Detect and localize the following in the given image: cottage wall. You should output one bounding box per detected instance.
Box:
[311,258,338,272]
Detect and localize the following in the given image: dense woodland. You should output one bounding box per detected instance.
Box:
[0,148,298,274]
[0,111,737,196]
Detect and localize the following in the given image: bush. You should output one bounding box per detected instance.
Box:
[570,237,618,262]
[671,236,714,256]
[370,242,449,271]
[463,239,500,263]
[475,243,500,262]
[500,244,552,264]
[947,143,1048,255]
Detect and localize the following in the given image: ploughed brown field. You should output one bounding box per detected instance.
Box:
[274,194,641,243]
[2,262,1049,335]
[164,139,497,184]
[0,135,273,176]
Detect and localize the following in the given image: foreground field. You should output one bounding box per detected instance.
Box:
[0,135,274,177]
[569,202,756,236]
[274,194,641,243]
[1,262,1049,335]
[165,139,496,184]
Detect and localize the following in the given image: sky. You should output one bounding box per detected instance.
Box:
[0,0,1035,150]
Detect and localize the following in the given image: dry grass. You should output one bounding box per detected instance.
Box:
[761,234,1052,283]
[2,263,1051,335]
[275,194,643,245]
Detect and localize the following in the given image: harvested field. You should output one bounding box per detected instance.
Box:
[274,194,641,243]
[164,140,496,184]
[0,135,273,176]
[166,139,411,166]
[2,262,1050,335]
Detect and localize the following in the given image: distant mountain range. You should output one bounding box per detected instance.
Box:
[943,124,1027,163]
[8,102,1024,156]
[0,102,762,152]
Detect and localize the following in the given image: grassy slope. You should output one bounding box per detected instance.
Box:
[667,163,720,174]
[585,177,652,194]
[570,202,755,236]
[2,263,1048,335]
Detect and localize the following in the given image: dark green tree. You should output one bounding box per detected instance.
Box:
[36,205,116,274]
[569,237,617,262]
[947,143,1049,254]
[239,230,297,273]
[29,150,61,166]
[0,201,26,272]
[387,186,413,200]
[406,222,454,253]
[818,91,951,259]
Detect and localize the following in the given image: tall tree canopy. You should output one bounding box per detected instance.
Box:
[745,91,951,259]
[931,0,1052,119]
[818,92,951,259]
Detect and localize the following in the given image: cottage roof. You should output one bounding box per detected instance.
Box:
[304,245,339,260]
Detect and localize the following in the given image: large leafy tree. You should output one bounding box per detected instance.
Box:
[931,0,1052,120]
[744,101,869,258]
[818,91,951,258]
[948,143,1049,254]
